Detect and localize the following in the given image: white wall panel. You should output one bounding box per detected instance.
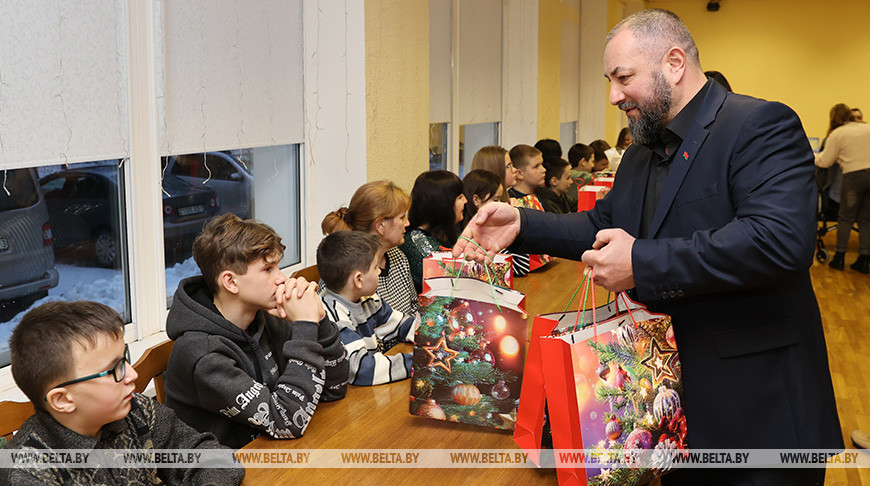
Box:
[457,0,502,125]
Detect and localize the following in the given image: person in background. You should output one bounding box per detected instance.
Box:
[507,144,545,199]
[535,156,574,214]
[591,149,610,173]
[5,301,244,485]
[604,127,633,172]
[397,170,466,292]
[462,169,504,228]
[321,181,417,315]
[704,70,732,92]
[317,231,417,386]
[852,107,864,123]
[534,138,563,159]
[815,102,870,274]
[463,169,532,278]
[471,145,515,203]
[567,143,595,186]
[456,9,841,485]
[165,214,347,448]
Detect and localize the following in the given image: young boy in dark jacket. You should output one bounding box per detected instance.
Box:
[165,213,348,448]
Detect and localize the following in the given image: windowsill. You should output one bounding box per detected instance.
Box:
[0,330,169,403]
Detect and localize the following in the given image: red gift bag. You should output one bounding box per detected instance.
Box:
[539,285,688,485]
[513,299,623,470]
[577,185,608,212]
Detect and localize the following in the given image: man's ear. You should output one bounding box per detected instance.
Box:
[663,46,687,83]
[219,270,239,294]
[548,176,558,188]
[45,387,76,415]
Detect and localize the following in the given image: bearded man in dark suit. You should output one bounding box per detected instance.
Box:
[455,8,841,486]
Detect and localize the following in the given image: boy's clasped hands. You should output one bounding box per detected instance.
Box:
[271,276,325,322]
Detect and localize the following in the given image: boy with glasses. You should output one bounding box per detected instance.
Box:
[4,300,243,485]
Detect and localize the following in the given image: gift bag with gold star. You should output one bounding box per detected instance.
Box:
[410,276,527,429]
[539,286,688,486]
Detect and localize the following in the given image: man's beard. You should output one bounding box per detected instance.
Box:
[621,70,672,145]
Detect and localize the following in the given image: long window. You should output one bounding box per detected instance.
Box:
[0,0,304,372]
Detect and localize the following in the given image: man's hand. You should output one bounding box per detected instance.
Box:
[452,202,521,263]
[581,228,636,292]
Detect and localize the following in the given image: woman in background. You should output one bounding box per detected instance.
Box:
[605,127,632,172]
[398,171,466,292]
[322,180,417,314]
[471,145,515,203]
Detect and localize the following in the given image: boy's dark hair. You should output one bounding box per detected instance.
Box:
[567,143,593,168]
[534,138,562,159]
[317,231,381,291]
[509,144,542,170]
[543,157,570,188]
[193,213,286,295]
[592,149,609,172]
[589,139,611,153]
[408,170,464,246]
[10,301,125,409]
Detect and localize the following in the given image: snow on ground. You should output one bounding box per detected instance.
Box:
[0,258,199,362]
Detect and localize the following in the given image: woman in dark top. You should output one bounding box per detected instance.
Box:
[398,170,466,292]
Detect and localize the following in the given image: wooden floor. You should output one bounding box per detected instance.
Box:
[814,231,870,485]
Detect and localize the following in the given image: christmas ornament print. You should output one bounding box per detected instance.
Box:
[623,428,654,469]
[491,380,511,400]
[448,301,474,333]
[605,415,623,440]
[653,386,681,422]
[451,383,482,406]
[422,331,460,372]
[417,399,446,420]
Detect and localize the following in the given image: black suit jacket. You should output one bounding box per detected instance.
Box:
[513,81,842,449]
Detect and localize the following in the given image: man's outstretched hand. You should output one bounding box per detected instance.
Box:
[452,202,521,263]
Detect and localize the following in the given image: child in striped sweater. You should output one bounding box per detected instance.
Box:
[317,231,419,386]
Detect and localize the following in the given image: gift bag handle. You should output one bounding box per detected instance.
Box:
[448,236,503,311]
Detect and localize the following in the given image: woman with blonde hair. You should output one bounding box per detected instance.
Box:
[322,180,417,313]
[471,145,514,202]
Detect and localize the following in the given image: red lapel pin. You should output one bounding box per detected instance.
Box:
[682,151,689,160]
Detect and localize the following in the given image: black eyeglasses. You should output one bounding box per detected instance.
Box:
[55,344,131,389]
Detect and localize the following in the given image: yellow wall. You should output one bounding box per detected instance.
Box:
[364,0,429,191]
[538,0,562,141]
[646,0,870,139]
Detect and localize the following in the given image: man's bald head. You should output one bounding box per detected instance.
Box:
[606,9,700,69]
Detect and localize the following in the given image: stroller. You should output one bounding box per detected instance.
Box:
[815,165,857,263]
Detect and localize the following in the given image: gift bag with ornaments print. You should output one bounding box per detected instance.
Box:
[541,272,688,485]
[422,251,514,289]
[410,276,527,430]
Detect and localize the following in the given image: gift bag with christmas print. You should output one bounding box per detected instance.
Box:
[514,298,627,469]
[422,251,514,289]
[540,289,688,486]
[410,276,527,429]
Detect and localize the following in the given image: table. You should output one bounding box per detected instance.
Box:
[241,258,592,485]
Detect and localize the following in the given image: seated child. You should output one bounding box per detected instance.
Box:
[567,143,594,185]
[165,213,348,449]
[591,149,610,173]
[317,231,418,386]
[507,144,545,200]
[5,301,244,485]
[535,156,574,214]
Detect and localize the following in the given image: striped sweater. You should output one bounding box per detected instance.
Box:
[320,289,418,386]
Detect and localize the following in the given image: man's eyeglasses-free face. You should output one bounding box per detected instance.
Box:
[54,344,131,389]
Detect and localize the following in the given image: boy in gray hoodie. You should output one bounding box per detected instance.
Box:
[165,213,348,448]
